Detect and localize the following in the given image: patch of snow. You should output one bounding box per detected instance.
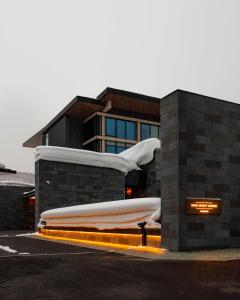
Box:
[0,172,34,186]
[34,139,160,175]
[0,245,17,253]
[35,146,139,175]
[0,235,8,237]
[39,197,161,230]
[0,181,34,187]
[146,208,161,227]
[16,232,39,237]
[23,189,35,195]
[119,138,160,166]
[19,252,30,255]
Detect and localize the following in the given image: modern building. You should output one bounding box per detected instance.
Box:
[18,87,240,251]
[23,87,160,154]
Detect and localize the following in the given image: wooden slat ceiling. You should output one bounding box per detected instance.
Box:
[66,101,104,120]
[101,93,160,116]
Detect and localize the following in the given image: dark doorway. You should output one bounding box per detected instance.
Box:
[23,190,35,229]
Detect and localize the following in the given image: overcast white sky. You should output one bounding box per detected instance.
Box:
[1,0,240,173]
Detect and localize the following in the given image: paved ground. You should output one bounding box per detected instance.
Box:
[0,234,240,300]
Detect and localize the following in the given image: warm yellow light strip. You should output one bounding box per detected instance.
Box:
[41,229,161,241]
[39,234,165,255]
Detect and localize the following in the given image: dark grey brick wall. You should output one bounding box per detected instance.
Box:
[35,160,125,224]
[141,149,161,197]
[0,186,33,230]
[161,90,240,251]
[160,92,180,251]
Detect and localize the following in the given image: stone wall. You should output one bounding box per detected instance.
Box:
[161,90,240,250]
[141,149,161,197]
[35,160,125,224]
[0,186,33,230]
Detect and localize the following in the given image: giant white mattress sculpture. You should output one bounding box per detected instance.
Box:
[39,197,161,230]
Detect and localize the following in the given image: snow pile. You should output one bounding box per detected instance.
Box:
[0,181,33,187]
[35,146,139,175]
[119,138,160,166]
[0,245,17,253]
[35,138,160,174]
[0,172,34,187]
[39,197,161,230]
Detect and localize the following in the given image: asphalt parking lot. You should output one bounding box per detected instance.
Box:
[0,234,240,300]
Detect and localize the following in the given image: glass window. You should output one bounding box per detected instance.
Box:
[126,121,136,140]
[141,123,150,140]
[151,125,159,139]
[116,120,125,139]
[106,141,116,153]
[116,142,125,154]
[106,118,116,137]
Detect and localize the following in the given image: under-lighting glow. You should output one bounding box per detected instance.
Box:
[39,233,164,255]
[40,228,161,248]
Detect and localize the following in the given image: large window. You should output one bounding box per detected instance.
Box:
[106,118,136,140]
[106,141,133,154]
[141,123,160,140]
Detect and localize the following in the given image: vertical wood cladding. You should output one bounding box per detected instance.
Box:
[161,90,240,250]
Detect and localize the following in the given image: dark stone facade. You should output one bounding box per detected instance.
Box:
[125,149,161,198]
[161,90,240,251]
[0,186,33,230]
[35,160,125,224]
[140,149,161,197]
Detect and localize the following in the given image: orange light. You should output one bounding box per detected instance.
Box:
[40,229,161,248]
[126,187,133,197]
[200,210,209,213]
[38,233,165,255]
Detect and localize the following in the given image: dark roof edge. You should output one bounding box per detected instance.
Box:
[161,89,240,106]
[97,87,161,103]
[0,168,17,174]
[42,95,101,132]
[23,95,100,147]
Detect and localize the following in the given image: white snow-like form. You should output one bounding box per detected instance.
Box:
[146,208,161,226]
[0,181,33,187]
[39,197,161,230]
[0,245,17,253]
[34,138,160,174]
[16,232,39,237]
[0,172,34,187]
[35,146,139,175]
[119,138,160,166]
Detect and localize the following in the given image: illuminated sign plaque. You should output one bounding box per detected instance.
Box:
[186,198,221,215]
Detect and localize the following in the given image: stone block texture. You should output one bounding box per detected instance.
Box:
[141,149,161,197]
[0,186,33,230]
[161,90,240,250]
[35,160,125,224]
